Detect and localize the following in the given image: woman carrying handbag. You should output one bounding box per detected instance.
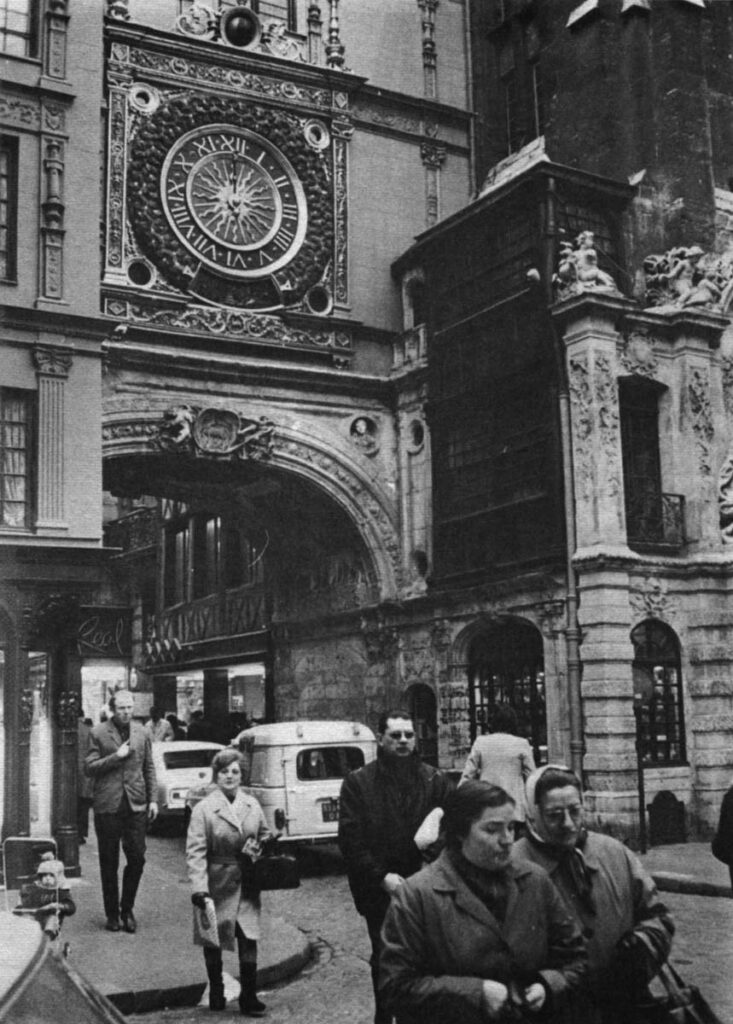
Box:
[186,748,272,1016]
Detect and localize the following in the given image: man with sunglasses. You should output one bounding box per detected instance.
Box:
[338,709,451,1024]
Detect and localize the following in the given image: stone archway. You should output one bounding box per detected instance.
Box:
[102,397,403,599]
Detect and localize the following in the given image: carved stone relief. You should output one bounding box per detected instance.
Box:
[617,329,659,378]
[350,416,378,456]
[718,445,733,544]
[156,406,275,461]
[594,353,621,502]
[643,245,733,311]
[553,232,621,301]
[124,47,331,109]
[687,365,714,476]
[568,355,593,502]
[33,346,73,377]
[629,575,676,622]
[56,691,81,731]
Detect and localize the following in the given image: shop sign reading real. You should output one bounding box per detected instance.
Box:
[76,607,132,658]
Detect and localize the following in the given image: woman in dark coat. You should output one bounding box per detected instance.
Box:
[186,747,271,1016]
[379,781,587,1024]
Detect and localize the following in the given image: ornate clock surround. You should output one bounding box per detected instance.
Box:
[127,93,333,311]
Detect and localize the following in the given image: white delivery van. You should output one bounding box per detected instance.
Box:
[186,720,377,844]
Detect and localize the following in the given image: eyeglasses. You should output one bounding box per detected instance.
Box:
[542,805,583,825]
[387,730,415,740]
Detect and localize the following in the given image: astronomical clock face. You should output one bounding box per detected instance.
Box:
[126,96,333,311]
[161,125,308,280]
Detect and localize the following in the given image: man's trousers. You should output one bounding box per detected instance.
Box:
[94,800,147,918]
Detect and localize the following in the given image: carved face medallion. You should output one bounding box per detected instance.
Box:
[161,125,308,280]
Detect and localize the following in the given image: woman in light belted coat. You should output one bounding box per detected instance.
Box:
[186,748,271,1016]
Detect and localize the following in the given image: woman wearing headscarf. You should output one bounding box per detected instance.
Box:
[379,780,587,1023]
[186,747,272,1016]
[514,764,674,1024]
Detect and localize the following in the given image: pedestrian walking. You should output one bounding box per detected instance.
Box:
[338,708,451,1024]
[379,780,587,1024]
[85,689,158,934]
[514,764,674,1024]
[186,747,272,1016]
[187,708,214,741]
[711,781,733,891]
[144,705,174,743]
[77,712,94,844]
[459,704,535,830]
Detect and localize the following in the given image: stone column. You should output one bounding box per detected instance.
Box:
[54,661,81,877]
[417,0,439,100]
[307,1,323,65]
[33,345,72,533]
[38,137,65,304]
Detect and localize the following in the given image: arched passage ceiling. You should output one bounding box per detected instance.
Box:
[104,453,380,620]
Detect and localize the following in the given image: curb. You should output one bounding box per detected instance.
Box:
[651,871,732,899]
[104,931,313,1014]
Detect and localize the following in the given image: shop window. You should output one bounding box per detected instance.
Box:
[467,621,547,764]
[631,619,686,766]
[0,0,38,58]
[0,136,18,281]
[0,388,32,530]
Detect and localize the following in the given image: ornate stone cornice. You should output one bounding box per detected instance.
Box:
[33,345,73,377]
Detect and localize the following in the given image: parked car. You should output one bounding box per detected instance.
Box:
[186,721,377,844]
[152,741,223,822]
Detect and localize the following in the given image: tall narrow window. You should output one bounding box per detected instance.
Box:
[0,136,18,281]
[0,0,37,57]
[631,619,686,766]
[0,389,31,529]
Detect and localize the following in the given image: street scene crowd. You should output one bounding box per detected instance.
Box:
[14,695,731,1024]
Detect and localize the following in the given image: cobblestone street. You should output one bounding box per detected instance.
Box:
[127,836,733,1024]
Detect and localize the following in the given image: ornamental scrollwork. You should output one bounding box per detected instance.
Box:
[553,232,621,301]
[629,576,675,622]
[157,406,275,461]
[568,356,593,501]
[594,354,621,500]
[643,245,733,311]
[718,446,733,544]
[33,345,73,377]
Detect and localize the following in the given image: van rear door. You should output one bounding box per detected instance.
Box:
[283,744,370,839]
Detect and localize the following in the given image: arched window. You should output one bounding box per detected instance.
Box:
[467,621,547,764]
[631,619,686,766]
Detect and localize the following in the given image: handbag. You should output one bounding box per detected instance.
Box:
[635,961,723,1024]
[239,852,300,893]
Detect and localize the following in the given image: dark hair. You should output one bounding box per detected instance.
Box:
[443,780,515,848]
[533,767,582,806]
[211,747,243,781]
[378,709,413,735]
[492,704,519,735]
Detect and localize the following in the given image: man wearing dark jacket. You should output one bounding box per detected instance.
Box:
[338,709,451,1024]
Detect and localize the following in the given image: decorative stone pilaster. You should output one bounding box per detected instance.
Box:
[38,137,65,302]
[420,142,446,228]
[45,0,69,80]
[33,345,73,533]
[418,0,439,100]
[104,58,132,286]
[554,294,634,550]
[332,114,353,312]
[307,2,323,64]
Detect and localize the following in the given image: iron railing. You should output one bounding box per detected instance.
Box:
[626,491,685,550]
[104,507,158,554]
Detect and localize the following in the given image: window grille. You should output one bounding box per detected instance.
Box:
[631,619,686,766]
[0,389,31,529]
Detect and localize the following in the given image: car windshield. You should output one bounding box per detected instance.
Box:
[296,746,365,780]
[163,749,218,770]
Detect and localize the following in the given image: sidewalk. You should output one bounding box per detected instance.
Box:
[640,841,732,898]
[54,836,311,1015]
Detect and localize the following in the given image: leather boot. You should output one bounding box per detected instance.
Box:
[204,947,226,1011]
[239,962,266,1017]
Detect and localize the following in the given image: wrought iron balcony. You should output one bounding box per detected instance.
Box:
[626,491,685,550]
[104,507,159,555]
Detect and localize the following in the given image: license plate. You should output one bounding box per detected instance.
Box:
[321,798,340,822]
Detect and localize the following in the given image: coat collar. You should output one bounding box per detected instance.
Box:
[515,833,601,875]
[209,786,248,832]
[430,850,531,940]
